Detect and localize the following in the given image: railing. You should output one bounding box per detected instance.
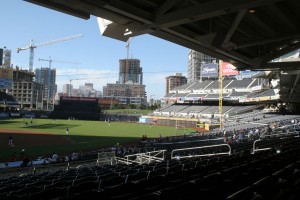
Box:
[0,159,97,179]
[170,144,231,160]
[252,131,300,154]
[96,152,116,166]
[115,150,167,165]
[251,139,272,154]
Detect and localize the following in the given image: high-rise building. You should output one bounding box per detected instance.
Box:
[3,48,12,68]
[0,48,3,66]
[63,84,73,96]
[0,47,12,68]
[119,59,143,84]
[103,58,146,106]
[79,83,100,97]
[35,67,57,110]
[166,73,187,95]
[187,50,218,83]
[103,82,146,105]
[61,83,101,98]
[10,67,43,109]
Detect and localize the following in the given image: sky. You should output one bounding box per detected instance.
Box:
[1,1,190,100]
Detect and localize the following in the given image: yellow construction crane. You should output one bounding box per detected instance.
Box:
[17,34,83,72]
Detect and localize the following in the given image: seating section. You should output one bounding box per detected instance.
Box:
[228,78,253,89]
[163,77,279,105]
[1,125,300,200]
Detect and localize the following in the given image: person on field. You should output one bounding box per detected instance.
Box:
[8,136,13,146]
[66,127,69,135]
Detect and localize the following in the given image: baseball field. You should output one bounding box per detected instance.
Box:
[0,118,192,163]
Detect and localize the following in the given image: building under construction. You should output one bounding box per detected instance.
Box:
[9,67,43,109]
[103,58,147,106]
[119,59,143,84]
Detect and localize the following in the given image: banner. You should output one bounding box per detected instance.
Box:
[0,68,13,79]
[0,68,13,89]
[201,63,218,77]
[220,61,239,76]
[0,79,12,89]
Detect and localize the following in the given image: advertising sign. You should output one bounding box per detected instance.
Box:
[60,96,98,102]
[139,117,147,123]
[0,68,13,79]
[0,68,13,89]
[239,70,252,78]
[201,63,218,77]
[196,122,205,128]
[220,61,239,76]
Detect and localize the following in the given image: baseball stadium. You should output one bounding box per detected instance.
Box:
[1,0,300,200]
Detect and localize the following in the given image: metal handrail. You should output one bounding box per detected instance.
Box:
[115,149,167,165]
[252,138,272,154]
[171,144,231,160]
[252,131,299,154]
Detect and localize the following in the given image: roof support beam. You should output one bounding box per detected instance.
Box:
[224,9,247,44]
[237,33,300,49]
[154,0,182,17]
[263,61,300,70]
[155,0,283,28]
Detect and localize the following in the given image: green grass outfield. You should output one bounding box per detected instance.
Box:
[0,118,193,162]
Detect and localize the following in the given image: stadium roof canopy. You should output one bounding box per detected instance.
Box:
[24,0,300,102]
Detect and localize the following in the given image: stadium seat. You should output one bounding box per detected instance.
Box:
[126,170,150,184]
[9,185,44,196]
[252,175,286,199]
[226,186,262,200]
[72,175,99,185]
[100,182,138,199]
[44,179,73,190]
[136,175,167,195]
[29,187,68,200]
[68,189,102,200]
[99,175,126,191]
[68,180,101,198]
[151,181,196,200]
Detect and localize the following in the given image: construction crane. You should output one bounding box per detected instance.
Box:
[38,57,81,109]
[69,77,102,97]
[38,57,80,69]
[125,37,132,83]
[17,34,83,72]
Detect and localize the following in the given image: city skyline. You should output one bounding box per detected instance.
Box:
[1,1,189,100]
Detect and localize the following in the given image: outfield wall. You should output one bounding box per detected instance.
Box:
[140,116,217,131]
